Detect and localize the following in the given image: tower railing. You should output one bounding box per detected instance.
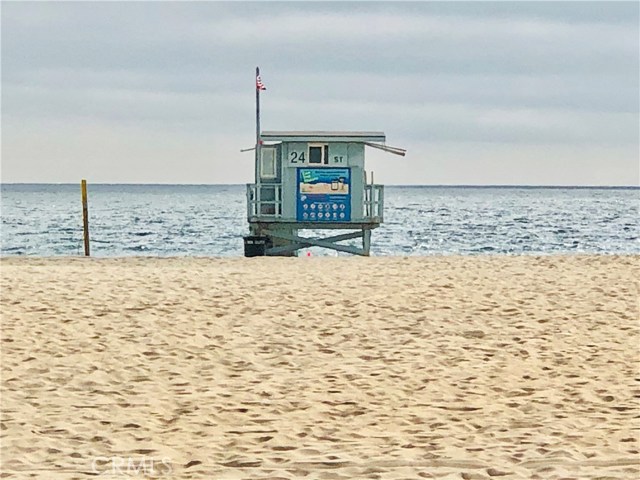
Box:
[364,184,384,222]
[246,183,283,221]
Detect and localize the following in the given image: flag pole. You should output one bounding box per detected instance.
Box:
[255,66,261,184]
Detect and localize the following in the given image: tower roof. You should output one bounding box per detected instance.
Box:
[261,131,386,143]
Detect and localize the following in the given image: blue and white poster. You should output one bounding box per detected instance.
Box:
[297,168,351,222]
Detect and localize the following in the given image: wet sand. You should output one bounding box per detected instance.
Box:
[1,255,639,479]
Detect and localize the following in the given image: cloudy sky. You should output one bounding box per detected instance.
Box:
[2,1,638,185]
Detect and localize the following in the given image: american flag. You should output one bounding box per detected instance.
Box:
[256,75,266,91]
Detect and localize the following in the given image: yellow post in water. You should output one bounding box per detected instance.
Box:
[81,179,90,256]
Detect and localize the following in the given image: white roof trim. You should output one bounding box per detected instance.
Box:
[261,131,386,142]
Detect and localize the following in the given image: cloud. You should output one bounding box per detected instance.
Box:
[1,1,638,185]
[4,2,637,76]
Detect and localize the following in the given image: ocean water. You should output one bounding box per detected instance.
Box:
[1,184,638,257]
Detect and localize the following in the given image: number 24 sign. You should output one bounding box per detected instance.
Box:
[289,151,306,163]
[289,152,345,164]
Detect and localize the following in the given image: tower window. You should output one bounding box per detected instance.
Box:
[260,147,276,178]
[308,144,328,165]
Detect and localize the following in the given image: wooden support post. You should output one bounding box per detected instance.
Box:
[81,179,90,256]
[363,229,371,256]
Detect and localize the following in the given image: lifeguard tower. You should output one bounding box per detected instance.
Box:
[243,69,405,256]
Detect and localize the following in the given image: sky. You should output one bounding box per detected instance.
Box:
[1,1,638,185]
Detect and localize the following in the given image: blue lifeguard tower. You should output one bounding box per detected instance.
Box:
[243,69,405,256]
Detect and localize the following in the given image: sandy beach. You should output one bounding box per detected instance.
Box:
[1,255,638,479]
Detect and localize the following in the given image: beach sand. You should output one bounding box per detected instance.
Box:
[1,255,638,479]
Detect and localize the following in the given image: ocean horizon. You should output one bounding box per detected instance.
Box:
[2,183,639,189]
